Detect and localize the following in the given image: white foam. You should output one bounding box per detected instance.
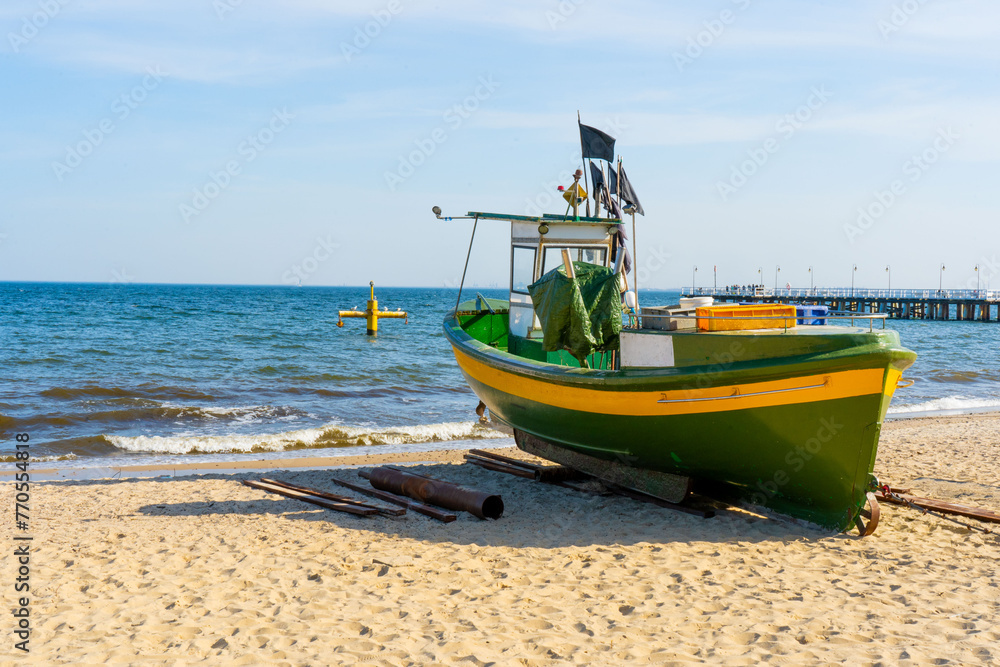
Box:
[159,402,308,424]
[316,421,507,447]
[106,426,328,454]
[0,453,77,464]
[26,436,518,477]
[888,396,1000,416]
[105,420,507,455]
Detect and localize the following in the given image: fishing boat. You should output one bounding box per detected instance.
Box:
[437,127,916,534]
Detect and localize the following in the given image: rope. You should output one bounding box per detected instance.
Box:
[880,485,992,535]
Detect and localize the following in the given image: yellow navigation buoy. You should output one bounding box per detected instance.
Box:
[338,281,407,335]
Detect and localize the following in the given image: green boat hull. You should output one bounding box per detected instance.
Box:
[444,305,916,532]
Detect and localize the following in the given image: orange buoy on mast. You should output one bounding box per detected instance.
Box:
[337,281,407,335]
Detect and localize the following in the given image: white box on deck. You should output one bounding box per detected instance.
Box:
[620,331,675,368]
[640,305,697,331]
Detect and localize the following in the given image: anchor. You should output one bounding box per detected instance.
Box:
[337,281,408,335]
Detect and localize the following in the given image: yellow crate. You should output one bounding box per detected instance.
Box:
[696,304,797,331]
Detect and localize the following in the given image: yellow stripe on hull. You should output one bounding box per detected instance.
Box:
[882,368,903,401]
[452,346,886,417]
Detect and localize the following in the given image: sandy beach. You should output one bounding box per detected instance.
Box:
[4,414,1000,665]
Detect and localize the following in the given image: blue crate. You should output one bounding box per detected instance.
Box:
[796,305,828,325]
[736,302,829,325]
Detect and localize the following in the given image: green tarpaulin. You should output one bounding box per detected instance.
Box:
[527,262,622,366]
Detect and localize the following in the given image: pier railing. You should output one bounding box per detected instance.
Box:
[686,287,1000,301]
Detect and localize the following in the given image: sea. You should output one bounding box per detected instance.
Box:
[3,283,999,471]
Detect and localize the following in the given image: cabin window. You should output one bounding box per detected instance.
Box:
[541,246,608,275]
[511,246,536,294]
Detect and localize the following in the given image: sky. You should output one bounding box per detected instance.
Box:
[1,0,998,291]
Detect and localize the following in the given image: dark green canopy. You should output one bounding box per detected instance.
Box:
[527,262,622,366]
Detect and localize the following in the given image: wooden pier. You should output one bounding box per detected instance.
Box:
[681,287,1000,322]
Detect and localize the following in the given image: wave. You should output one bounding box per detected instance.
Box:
[293,385,470,399]
[2,404,308,431]
[177,404,308,423]
[888,396,1000,415]
[41,384,217,401]
[105,420,507,455]
[13,357,68,365]
[0,453,77,464]
[921,369,1000,384]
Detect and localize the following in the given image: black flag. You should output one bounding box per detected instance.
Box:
[579,123,615,162]
[591,162,624,219]
[618,165,644,216]
[606,191,623,219]
[589,161,604,192]
[611,225,632,274]
[606,164,618,196]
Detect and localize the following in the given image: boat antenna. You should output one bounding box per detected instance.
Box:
[620,156,639,315]
[432,206,480,312]
[577,111,591,217]
[631,205,638,314]
[593,166,600,217]
[454,213,480,313]
[616,156,623,214]
[601,161,610,219]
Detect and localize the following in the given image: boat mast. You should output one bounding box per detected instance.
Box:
[631,206,639,314]
[619,155,640,315]
[577,111,591,217]
[594,161,602,218]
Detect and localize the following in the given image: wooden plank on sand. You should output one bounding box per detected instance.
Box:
[329,477,457,523]
[243,480,377,516]
[605,483,715,519]
[876,491,1000,524]
[464,455,537,479]
[515,430,691,502]
[465,451,584,482]
[468,449,545,471]
[259,478,406,517]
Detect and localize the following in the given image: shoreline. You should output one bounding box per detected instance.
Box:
[8,410,999,480]
[13,445,517,482]
[886,404,1000,420]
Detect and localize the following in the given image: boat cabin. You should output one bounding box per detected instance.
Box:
[469,212,620,339]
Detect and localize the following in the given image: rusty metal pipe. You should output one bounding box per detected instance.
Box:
[364,467,503,520]
[331,477,456,522]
